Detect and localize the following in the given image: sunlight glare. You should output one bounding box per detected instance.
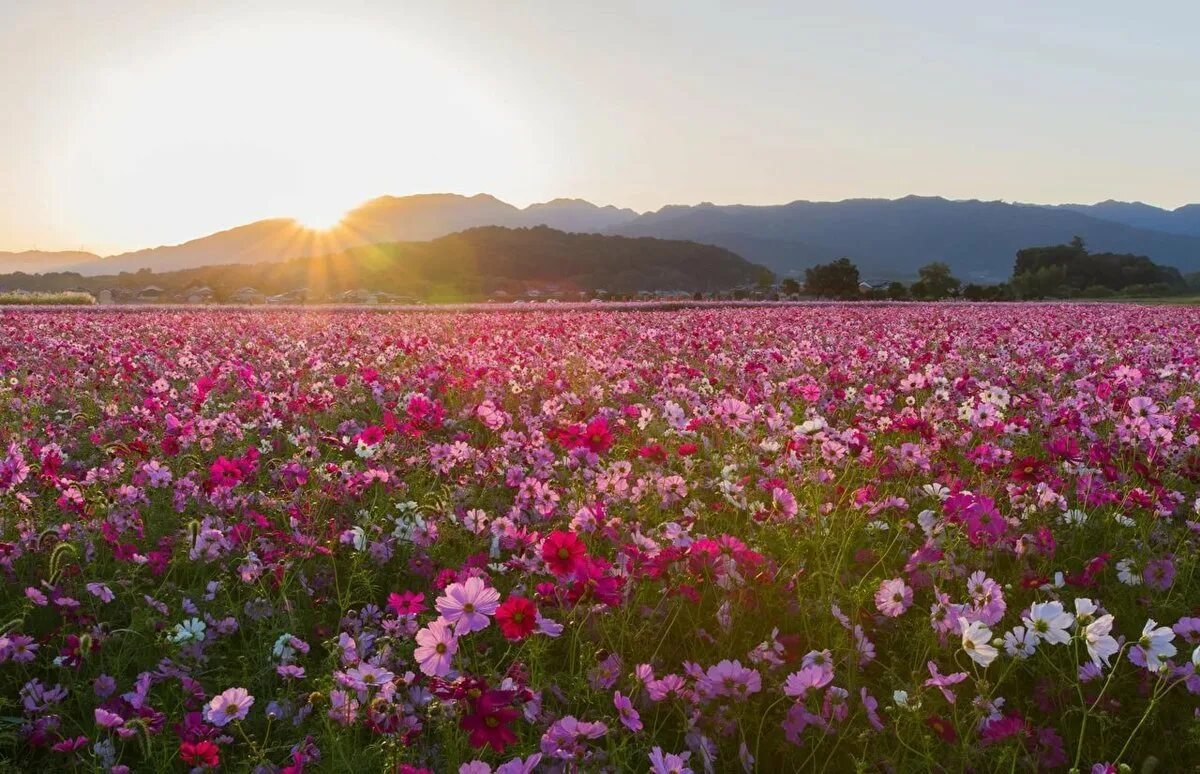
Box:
[49,13,556,251]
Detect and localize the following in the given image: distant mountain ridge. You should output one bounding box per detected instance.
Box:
[42,194,644,276]
[609,196,1200,280]
[7,193,1200,282]
[1041,200,1200,237]
[0,226,768,299]
[0,250,102,273]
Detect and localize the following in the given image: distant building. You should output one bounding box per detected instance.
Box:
[341,288,378,304]
[182,286,214,304]
[266,289,307,304]
[136,285,165,302]
[231,287,264,304]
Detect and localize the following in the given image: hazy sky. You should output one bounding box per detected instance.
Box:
[2,0,1198,254]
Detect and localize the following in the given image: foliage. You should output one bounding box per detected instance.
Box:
[0,290,94,305]
[803,257,860,298]
[1012,237,1185,298]
[961,283,1009,301]
[909,262,961,300]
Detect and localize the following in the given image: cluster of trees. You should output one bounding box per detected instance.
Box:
[794,238,1199,301]
[797,258,967,300]
[1009,237,1188,299]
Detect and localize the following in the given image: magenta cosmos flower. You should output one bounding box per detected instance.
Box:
[874,577,913,617]
[435,577,501,634]
[414,618,458,676]
[204,687,254,727]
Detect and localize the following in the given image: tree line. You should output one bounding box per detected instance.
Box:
[796,238,1200,300]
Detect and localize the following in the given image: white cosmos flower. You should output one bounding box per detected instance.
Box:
[1073,597,1099,624]
[1084,615,1119,668]
[959,617,998,667]
[1116,559,1142,586]
[1137,619,1177,671]
[922,483,950,501]
[1061,509,1088,526]
[1023,602,1074,646]
[1003,626,1037,659]
[170,617,207,645]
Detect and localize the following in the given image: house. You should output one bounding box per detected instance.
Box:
[136,285,165,302]
[341,288,378,304]
[95,289,115,305]
[266,289,307,304]
[231,287,264,304]
[182,285,214,304]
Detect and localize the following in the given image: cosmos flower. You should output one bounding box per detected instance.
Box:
[959,617,998,667]
[541,531,587,577]
[1083,614,1119,668]
[459,689,520,752]
[436,577,501,634]
[170,618,207,645]
[1023,602,1074,646]
[180,740,220,768]
[648,747,693,774]
[1131,619,1176,671]
[204,687,254,727]
[923,661,968,703]
[495,596,537,641]
[386,590,426,617]
[414,618,458,677]
[874,577,913,618]
[613,690,642,731]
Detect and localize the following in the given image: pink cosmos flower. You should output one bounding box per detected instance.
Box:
[436,577,501,634]
[648,747,693,774]
[414,618,458,676]
[783,665,834,698]
[924,661,969,703]
[874,577,913,617]
[94,707,125,729]
[613,690,642,731]
[646,674,687,702]
[204,687,254,727]
[698,659,761,699]
[342,662,395,692]
[387,590,426,617]
[861,688,884,731]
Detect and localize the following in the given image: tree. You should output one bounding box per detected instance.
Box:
[804,258,860,299]
[1012,239,1183,296]
[780,278,802,296]
[755,268,777,292]
[1011,265,1067,300]
[910,262,961,300]
[961,283,1008,301]
[885,281,909,300]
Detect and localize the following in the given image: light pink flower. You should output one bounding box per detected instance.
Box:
[414,618,458,676]
[874,577,913,617]
[204,687,254,726]
[436,577,501,634]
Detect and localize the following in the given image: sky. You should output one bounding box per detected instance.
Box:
[2,0,1198,254]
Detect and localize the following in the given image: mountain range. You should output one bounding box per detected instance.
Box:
[5,193,1200,282]
[0,226,767,300]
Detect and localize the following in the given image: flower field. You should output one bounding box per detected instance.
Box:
[1,304,1199,773]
